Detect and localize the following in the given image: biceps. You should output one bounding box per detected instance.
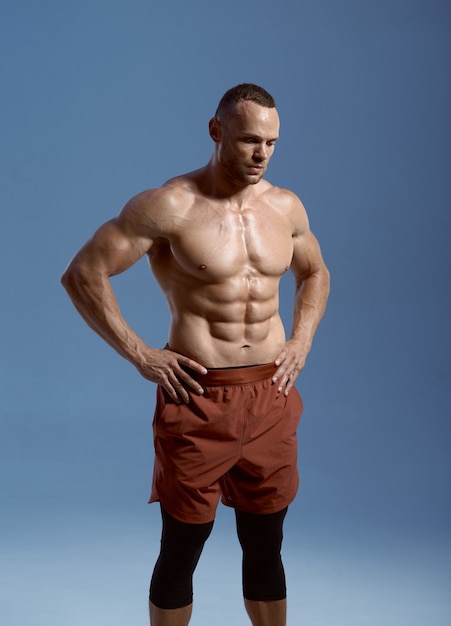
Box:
[75,219,153,277]
[290,232,325,282]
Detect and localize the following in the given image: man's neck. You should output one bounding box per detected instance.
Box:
[200,159,259,202]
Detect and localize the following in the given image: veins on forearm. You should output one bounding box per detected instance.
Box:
[290,267,330,352]
[64,266,146,365]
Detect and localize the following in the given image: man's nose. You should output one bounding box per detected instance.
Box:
[253,143,268,160]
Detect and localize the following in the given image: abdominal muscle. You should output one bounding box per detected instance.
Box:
[165,279,287,368]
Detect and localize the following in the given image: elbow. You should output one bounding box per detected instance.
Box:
[323,263,331,285]
[61,260,85,297]
[61,262,76,293]
[60,266,71,291]
[321,264,331,297]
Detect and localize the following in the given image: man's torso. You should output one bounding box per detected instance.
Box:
[143,172,300,367]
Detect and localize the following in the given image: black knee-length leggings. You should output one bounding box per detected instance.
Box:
[150,505,288,609]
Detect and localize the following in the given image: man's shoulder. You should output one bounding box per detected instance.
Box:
[111,178,195,242]
[262,182,305,213]
[260,183,310,237]
[163,169,202,191]
[134,178,195,206]
[124,175,198,218]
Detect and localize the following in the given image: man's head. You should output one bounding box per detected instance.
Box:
[214,83,276,123]
[210,84,280,187]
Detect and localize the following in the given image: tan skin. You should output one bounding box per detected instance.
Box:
[62,100,330,626]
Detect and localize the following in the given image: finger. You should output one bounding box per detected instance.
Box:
[273,367,287,393]
[281,372,294,394]
[172,366,204,396]
[164,382,182,404]
[162,371,183,402]
[178,355,208,375]
[167,374,191,404]
[284,372,296,396]
[179,373,205,396]
[273,358,292,385]
[274,365,297,393]
[175,381,190,404]
[173,357,207,394]
[274,349,287,367]
[272,359,286,383]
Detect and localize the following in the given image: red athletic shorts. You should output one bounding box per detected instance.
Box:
[149,363,303,523]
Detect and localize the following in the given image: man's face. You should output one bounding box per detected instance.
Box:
[216,101,280,186]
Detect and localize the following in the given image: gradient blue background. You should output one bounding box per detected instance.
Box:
[1,1,450,624]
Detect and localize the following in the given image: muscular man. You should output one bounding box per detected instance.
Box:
[62,84,330,626]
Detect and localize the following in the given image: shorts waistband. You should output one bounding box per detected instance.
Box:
[196,362,276,386]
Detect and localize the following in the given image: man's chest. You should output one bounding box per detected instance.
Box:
[168,208,294,279]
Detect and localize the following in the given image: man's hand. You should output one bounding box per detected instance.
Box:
[135,347,207,404]
[272,340,307,396]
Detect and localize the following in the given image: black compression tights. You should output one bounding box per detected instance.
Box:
[235,507,288,602]
[149,505,288,609]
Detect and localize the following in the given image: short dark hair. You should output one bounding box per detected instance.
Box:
[215,83,276,121]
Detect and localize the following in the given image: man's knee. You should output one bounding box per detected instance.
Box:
[235,508,288,601]
[150,507,214,609]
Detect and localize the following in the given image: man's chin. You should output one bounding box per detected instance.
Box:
[246,173,264,185]
[241,169,265,185]
[227,167,265,187]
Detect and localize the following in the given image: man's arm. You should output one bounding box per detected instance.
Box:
[61,193,207,403]
[273,200,330,395]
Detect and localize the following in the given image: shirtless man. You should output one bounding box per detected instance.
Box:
[62,84,330,626]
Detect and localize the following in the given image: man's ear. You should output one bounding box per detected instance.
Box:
[208,117,222,143]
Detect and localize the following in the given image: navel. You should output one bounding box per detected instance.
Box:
[198,264,207,271]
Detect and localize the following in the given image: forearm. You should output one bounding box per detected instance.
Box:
[61,265,149,368]
[290,265,330,356]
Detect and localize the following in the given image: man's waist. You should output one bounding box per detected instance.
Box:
[189,362,276,386]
